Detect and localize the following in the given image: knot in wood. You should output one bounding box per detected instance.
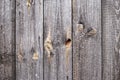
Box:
[77,23,84,32]
[86,27,97,36]
[44,38,53,58]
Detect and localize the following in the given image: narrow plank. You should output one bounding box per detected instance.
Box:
[44,0,72,80]
[72,0,101,80]
[102,0,120,80]
[16,0,43,80]
[0,0,16,80]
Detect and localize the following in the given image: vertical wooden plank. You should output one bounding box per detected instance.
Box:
[0,0,16,80]
[44,0,72,80]
[102,0,120,80]
[73,0,101,80]
[16,0,43,80]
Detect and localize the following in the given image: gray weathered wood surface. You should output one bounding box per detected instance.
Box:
[0,0,120,80]
[102,0,120,80]
[44,0,72,80]
[16,0,43,80]
[72,0,101,80]
[0,0,16,80]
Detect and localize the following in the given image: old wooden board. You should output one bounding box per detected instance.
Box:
[72,0,101,80]
[43,0,72,80]
[0,0,16,80]
[16,0,43,80]
[102,0,120,80]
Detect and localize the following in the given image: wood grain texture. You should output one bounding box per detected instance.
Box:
[16,0,43,80]
[72,0,101,80]
[0,0,16,80]
[43,0,72,80]
[102,0,120,80]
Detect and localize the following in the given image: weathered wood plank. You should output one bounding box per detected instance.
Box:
[44,0,72,80]
[0,0,16,80]
[16,0,43,80]
[72,0,101,80]
[102,0,120,80]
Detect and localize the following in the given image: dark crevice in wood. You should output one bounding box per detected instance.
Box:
[101,0,104,80]
[71,0,73,79]
[43,0,45,79]
[50,52,54,57]
[78,15,85,28]
[11,0,16,80]
[65,38,71,46]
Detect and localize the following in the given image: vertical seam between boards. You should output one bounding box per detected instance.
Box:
[12,0,16,80]
[71,0,73,80]
[43,0,44,80]
[14,0,16,80]
[101,0,103,80]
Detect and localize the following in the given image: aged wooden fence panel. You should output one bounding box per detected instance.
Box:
[0,0,16,80]
[0,0,120,80]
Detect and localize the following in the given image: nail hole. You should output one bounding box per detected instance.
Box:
[79,21,83,24]
[65,38,71,48]
[65,38,71,45]
[50,52,54,57]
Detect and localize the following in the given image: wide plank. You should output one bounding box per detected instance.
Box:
[102,0,120,80]
[0,0,16,80]
[44,0,72,80]
[72,0,101,80]
[16,0,43,80]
